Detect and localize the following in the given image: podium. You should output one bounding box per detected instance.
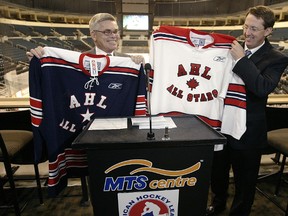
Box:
[72,115,226,216]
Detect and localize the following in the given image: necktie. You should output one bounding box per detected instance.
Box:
[245,49,252,56]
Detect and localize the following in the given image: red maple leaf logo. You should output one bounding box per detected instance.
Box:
[186,78,199,90]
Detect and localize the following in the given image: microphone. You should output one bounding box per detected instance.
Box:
[145,63,155,140]
[144,63,151,90]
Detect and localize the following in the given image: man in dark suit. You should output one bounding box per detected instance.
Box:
[206,5,288,216]
[27,13,144,64]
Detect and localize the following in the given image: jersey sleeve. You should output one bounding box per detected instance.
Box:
[221,73,247,139]
[29,56,44,163]
[134,65,148,116]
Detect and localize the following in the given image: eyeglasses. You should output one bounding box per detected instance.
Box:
[92,29,120,36]
[242,25,265,33]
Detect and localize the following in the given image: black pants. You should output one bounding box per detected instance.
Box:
[210,145,262,216]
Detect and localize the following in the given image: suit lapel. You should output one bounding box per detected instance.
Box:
[249,39,272,64]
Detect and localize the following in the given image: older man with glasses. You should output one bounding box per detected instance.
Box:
[27,13,144,64]
[87,13,143,62]
[206,5,288,216]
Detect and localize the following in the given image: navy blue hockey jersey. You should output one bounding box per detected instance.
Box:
[29,47,147,196]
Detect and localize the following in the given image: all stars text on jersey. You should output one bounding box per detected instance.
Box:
[167,84,218,102]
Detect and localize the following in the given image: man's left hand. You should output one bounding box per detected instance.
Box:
[130,55,145,64]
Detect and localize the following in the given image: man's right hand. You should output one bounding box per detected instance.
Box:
[230,40,245,61]
[26,46,45,61]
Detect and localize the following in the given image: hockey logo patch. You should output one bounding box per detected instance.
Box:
[108,83,123,90]
[191,37,205,47]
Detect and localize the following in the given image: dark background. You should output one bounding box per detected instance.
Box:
[2,0,287,17]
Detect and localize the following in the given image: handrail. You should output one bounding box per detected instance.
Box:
[0,97,30,108]
[267,94,288,105]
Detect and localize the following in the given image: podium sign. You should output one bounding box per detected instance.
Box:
[72,115,226,216]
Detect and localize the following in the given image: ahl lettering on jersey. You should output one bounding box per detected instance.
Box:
[59,93,108,132]
[166,63,218,102]
[69,93,107,109]
[178,63,212,80]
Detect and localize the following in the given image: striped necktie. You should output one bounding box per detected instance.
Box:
[245,49,252,56]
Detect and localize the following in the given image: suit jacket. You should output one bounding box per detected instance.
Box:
[85,47,130,57]
[227,38,288,149]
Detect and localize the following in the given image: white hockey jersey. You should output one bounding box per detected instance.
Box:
[150,26,246,138]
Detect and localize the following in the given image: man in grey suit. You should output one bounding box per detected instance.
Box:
[27,13,144,64]
[207,5,288,216]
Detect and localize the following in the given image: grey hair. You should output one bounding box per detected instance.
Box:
[89,13,117,32]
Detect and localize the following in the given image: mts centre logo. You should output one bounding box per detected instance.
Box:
[104,159,202,216]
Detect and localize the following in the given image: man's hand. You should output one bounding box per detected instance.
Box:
[26,46,45,61]
[130,55,145,65]
[230,40,245,61]
[27,46,146,66]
